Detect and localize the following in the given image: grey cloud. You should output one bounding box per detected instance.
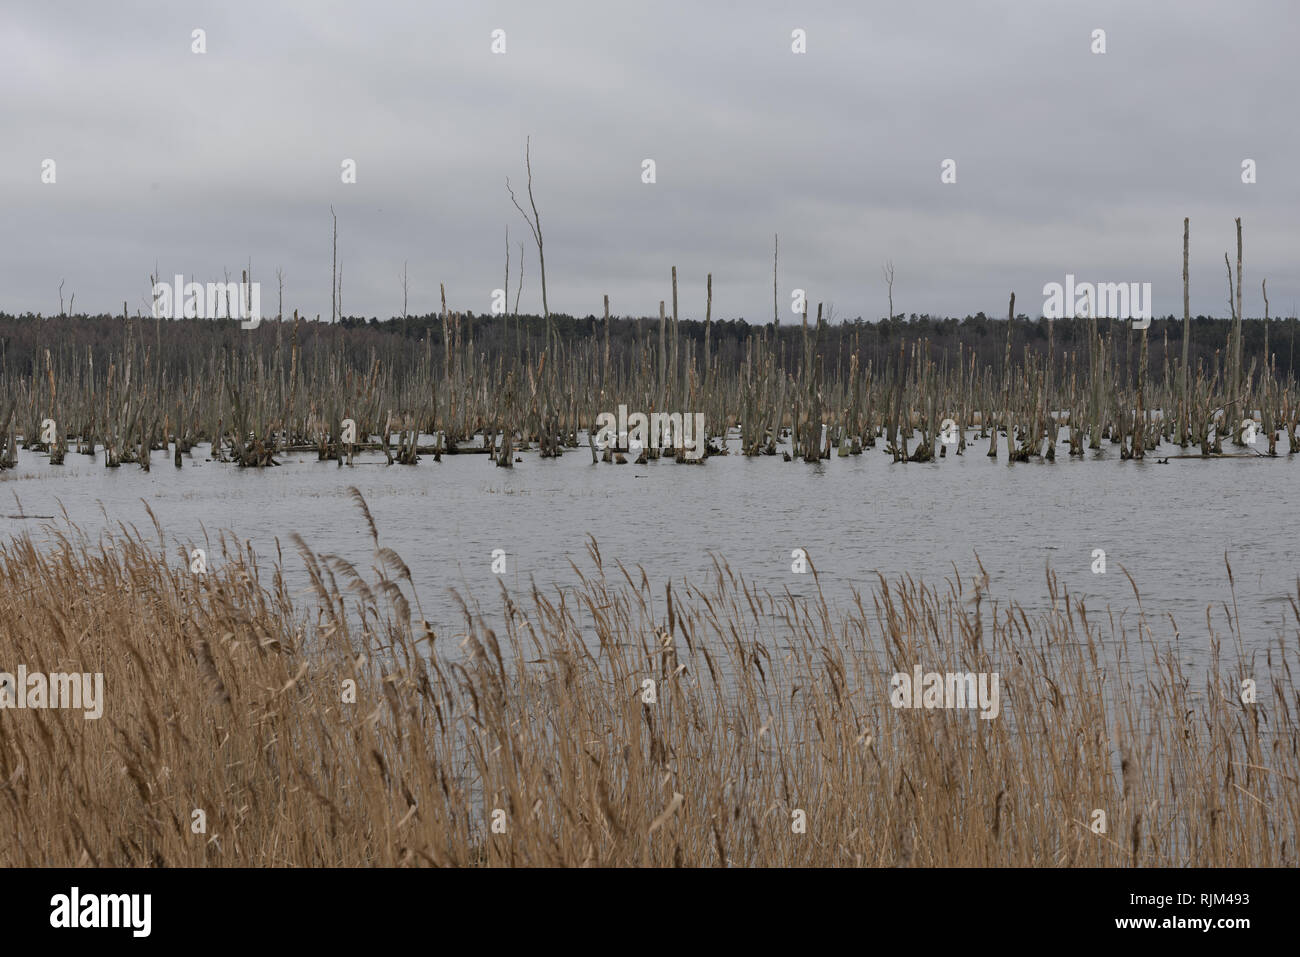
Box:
[2,0,1296,323]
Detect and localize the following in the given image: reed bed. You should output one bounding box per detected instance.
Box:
[0,497,1294,866]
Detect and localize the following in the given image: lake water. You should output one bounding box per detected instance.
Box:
[2,432,1295,669]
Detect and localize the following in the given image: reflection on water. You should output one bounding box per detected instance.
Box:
[1,433,1294,667]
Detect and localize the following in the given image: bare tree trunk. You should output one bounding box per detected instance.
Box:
[883,261,895,321]
[506,137,547,323]
[772,233,779,334]
[1263,278,1270,374]
[1232,217,1244,443]
[330,206,337,323]
[704,273,712,388]
[1181,217,1190,445]
[671,266,679,399]
[1002,292,1014,453]
[658,300,667,413]
[514,242,524,317]
[1134,323,1147,459]
[441,282,451,383]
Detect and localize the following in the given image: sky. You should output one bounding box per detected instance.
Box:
[2,0,1297,324]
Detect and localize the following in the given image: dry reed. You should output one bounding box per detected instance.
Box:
[0,497,1295,866]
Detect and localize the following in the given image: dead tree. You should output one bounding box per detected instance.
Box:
[1226,218,1244,443]
[507,137,548,321]
[514,241,525,317]
[883,261,895,321]
[1180,218,1190,445]
[330,206,338,322]
[704,273,712,387]
[772,234,779,335]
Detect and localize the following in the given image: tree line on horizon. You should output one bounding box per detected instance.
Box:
[1,309,1295,385]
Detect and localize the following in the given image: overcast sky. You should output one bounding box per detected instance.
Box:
[2,0,1297,324]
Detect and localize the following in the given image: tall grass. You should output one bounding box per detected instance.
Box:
[0,498,1294,866]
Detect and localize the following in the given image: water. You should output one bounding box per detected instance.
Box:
[2,433,1295,668]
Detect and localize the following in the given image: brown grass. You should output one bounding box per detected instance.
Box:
[0,497,1295,866]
